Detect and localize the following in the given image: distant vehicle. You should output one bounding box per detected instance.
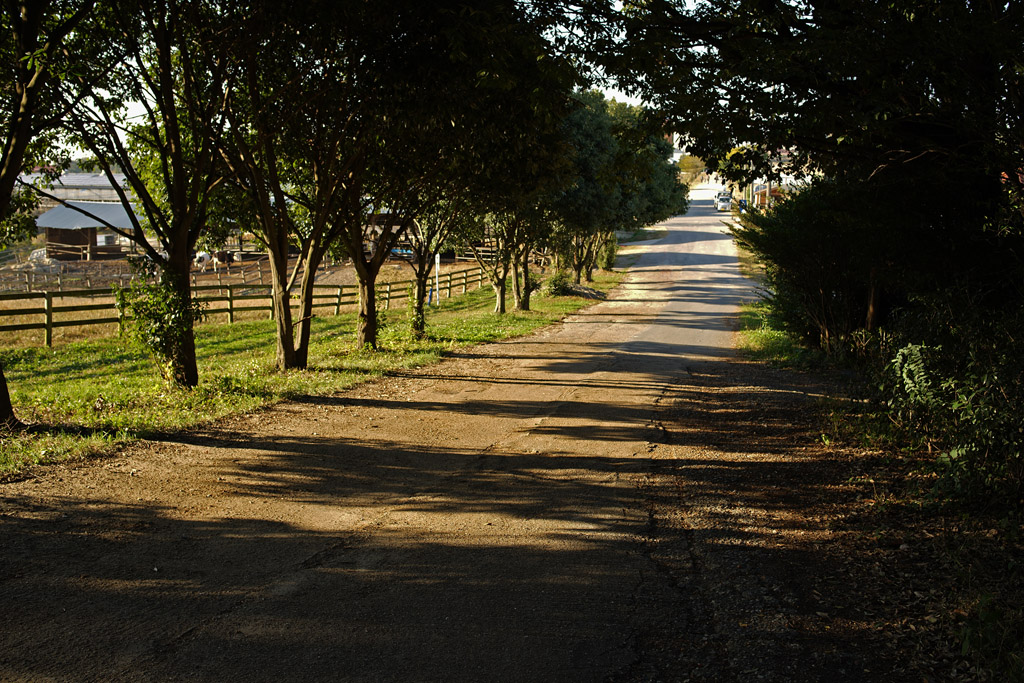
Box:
[715,193,732,212]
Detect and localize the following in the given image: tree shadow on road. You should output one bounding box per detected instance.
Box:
[628,357,906,682]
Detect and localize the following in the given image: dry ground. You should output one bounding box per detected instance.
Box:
[0,193,986,681]
[1,319,950,682]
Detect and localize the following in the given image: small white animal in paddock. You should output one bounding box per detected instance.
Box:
[212,250,235,273]
[194,251,212,272]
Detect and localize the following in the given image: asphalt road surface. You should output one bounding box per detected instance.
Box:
[1,183,757,682]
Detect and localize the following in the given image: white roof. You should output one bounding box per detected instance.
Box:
[36,201,138,230]
[21,172,127,189]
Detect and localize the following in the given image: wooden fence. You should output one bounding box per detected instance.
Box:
[0,266,487,347]
[0,250,273,293]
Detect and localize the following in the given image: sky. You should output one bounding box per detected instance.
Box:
[602,87,645,106]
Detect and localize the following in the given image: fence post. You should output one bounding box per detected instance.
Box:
[228,285,235,323]
[461,270,467,294]
[384,282,392,310]
[335,285,343,315]
[445,272,452,299]
[44,291,53,347]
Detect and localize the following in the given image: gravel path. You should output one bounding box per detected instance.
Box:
[1,186,898,681]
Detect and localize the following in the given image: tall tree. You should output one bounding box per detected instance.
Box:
[217,0,361,369]
[336,0,579,347]
[608,0,1024,327]
[550,90,619,284]
[549,92,687,282]
[403,194,475,336]
[609,1,1023,218]
[606,99,688,231]
[468,208,527,314]
[0,0,99,427]
[221,0,578,355]
[63,0,231,387]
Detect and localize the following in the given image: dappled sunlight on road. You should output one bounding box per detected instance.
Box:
[1,191,802,681]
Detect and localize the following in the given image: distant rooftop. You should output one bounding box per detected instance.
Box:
[36,200,139,230]
[21,172,127,189]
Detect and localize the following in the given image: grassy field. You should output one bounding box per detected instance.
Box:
[734,300,826,369]
[0,270,622,475]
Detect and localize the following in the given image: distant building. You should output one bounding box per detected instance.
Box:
[20,172,128,213]
[35,200,141,260]
[664,132,687,164]
[19,173,135,261]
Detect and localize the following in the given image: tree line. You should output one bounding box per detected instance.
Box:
[602,1,1024,502]
[0,0,687,428]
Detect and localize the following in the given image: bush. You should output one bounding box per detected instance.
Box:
[731,179,899,352]
[114,276,206,385]
[543,270,574,296]
[875,293,1024,505]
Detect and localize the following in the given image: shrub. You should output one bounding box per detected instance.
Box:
[731,179,897,352]
[543,270,574,296]
[877,294,1024,505]
[114,276,206,385]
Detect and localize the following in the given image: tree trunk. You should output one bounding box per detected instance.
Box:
[412,272,428,337]
[511,258,524,310]
[267,250,297,369]
[167,328,200,388]
[865,268,879,332]
[165,269,200,388]
[492,278,506,314]
[294,247,326,369]
[358,276,379,348]
[518,250,532,311]
[0,362,22,429]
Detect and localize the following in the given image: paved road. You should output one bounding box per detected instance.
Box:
[1,184,754,682]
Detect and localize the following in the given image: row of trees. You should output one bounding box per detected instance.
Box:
[466,89,687,314]
[0,0,686,428]
[601,1,1024,499]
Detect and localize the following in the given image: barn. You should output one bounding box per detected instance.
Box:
[35,201,140,261]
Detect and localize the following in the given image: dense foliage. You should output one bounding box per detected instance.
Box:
[0,1,685,425]
[607,1,1024,504]
[549,90,687,283]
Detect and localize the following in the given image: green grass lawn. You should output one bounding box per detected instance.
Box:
[1,271,622,474]
[618,226,668,243]
[735,300,825,369]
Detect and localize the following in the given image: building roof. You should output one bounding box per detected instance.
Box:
[21,172,128,189]
[35,201,139,230]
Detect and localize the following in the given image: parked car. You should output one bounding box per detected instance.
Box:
[715,193,732,212]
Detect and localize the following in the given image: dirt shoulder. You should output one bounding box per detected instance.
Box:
[2,329,968,682]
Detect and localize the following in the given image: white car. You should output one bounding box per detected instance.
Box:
[715,194,732,212]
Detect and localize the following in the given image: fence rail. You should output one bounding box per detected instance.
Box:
[0,266,487,346]
[0,244,36,269]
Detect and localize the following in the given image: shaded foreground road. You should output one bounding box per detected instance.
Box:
[2,186,894,681]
